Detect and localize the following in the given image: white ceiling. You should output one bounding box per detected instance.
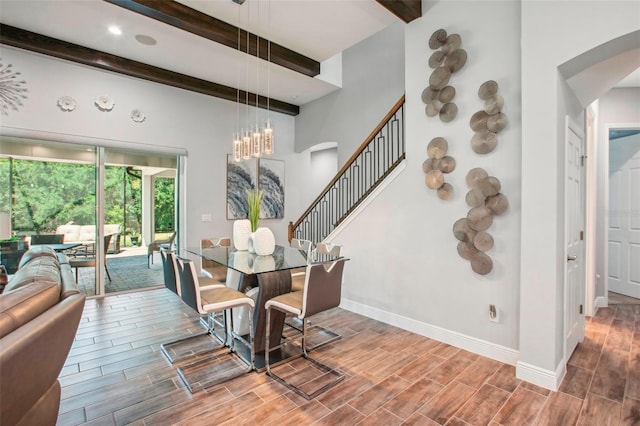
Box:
[0,0,399,107]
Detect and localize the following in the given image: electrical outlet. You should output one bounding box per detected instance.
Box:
[489,304,500,323]
[201,213,212,222]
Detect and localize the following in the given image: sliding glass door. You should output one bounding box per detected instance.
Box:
[0,137,179,297]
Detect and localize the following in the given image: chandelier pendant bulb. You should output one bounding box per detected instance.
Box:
[262,120,274,155]
[233,132,243,162]
[242,129,251,160]
[232,0,274,162]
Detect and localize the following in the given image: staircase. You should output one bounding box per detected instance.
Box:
[288,95,406,243]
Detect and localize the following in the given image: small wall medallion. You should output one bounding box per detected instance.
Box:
[131,109,145,123]
[95,95,115,111]
[57,96,76,112]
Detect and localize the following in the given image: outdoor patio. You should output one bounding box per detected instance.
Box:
[73,245,164,296]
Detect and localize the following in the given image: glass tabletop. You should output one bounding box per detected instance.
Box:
[183,244,322,275]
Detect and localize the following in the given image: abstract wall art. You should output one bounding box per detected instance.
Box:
[258,158,285,219]
[226,155,257,219]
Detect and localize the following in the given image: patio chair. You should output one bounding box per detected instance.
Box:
[69,234,113,283]
[148,231,176,268]
[29,234,64,245]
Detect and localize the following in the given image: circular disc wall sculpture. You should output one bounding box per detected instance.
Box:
[469,80,508,154]
[422,29,467,123]
[452,168,509,275]
[423,137,456,200]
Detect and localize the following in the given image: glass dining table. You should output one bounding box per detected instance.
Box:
[181,244,341,368]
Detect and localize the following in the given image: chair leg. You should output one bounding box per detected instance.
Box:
[105,265,111,281]
[175,303,255,393]
[266,307,344,400]
[284,316,341,351]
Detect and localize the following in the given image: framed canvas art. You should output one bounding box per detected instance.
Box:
[226,155,257,219]
[259,158,285,219]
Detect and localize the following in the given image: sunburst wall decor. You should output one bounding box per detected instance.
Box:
[0,59,28,115]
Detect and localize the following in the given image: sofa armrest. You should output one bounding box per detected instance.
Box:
[0,293,85,426]
[59,263,80,299]
[0,282,60,339]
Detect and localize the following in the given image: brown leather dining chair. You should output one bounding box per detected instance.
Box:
[69,234,112,283]
[265,258,347,399]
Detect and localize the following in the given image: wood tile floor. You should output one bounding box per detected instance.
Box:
[57,289,640,425]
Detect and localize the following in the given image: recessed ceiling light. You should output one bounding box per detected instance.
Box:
[108,25,122,36]
[135,34,157,46]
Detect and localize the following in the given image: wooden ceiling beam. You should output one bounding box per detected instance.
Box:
[0,24,299,116]
[103,0,320,77]
[375,0,422,23]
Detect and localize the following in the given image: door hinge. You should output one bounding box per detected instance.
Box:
[580,230,584,241]
[579,304,583,314]
[580,155,587,166]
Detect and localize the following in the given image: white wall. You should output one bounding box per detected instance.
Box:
[299,0,522,362]
[295,22,405,166]
[595,88,640,299]
[310,147,338,196]
[0,46,301,250]
[520,1,640,387]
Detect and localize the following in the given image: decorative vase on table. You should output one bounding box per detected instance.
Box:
[248,227,276,256]
[233,219,252,251]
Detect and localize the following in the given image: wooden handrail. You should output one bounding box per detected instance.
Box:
[288,95,405,241]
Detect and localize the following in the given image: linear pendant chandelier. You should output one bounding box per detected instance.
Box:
[232,0,274,162]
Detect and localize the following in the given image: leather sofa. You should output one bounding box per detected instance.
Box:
[0,245,85,426]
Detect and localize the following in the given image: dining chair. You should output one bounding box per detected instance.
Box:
[289,238,313,292]
[147,231,176,268]
[200,237,231,283]
[29,234,64,245]
[265,258,347,400]
[69,234,113,283]
[160,248,180,296]
[291,241,342,292]
[174,256,255,393]
[287,242,343,350]
[160,250,232,363]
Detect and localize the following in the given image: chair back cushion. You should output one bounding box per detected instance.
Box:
[290,239,313,261]
[176,257,202,314]
[302,259,346,318]
[56,224,80,242]
[161,250,179,296]
[104,224,121,235]
[30,234,64,245]
[78,225,96,242]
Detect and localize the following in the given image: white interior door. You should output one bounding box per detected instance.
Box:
[608,132,640,298]
[566,119,586,358]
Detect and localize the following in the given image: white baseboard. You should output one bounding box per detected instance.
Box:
[340,298,519,366]
[593,296,607,312]
[516,359,566,391]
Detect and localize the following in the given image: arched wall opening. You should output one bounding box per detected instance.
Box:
[519,19,640,390]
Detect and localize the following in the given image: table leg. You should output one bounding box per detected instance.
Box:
[253,270,292,353]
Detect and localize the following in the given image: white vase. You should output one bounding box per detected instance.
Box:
[247,227,275,256]
[233,219,252,251]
